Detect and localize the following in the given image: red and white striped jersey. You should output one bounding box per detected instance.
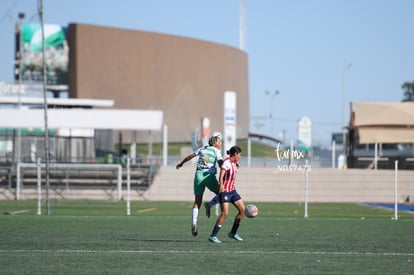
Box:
[221,157,238,192]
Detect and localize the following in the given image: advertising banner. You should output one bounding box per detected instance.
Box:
[16,24,69,85]
[224,91,236,153]
[298,116,312,151]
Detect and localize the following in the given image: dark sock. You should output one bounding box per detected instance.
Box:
[230,218,241,234]
[211,225,221,237]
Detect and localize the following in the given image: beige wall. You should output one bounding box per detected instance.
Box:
[67,23,249,144]
[149,167,414,203]
[5,167,413,202]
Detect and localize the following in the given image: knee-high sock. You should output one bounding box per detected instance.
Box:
[192,208,199,225]
[230,218,241,234]
[211,224,222,237]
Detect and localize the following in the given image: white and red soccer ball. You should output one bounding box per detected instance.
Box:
[245,204,259,218]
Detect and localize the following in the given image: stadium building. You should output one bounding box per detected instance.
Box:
[67,23,249,144]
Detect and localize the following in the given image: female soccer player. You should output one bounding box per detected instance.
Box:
[208,145,245,243]
[176,134,223,236]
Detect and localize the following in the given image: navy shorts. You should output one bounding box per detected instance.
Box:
[220,190,241,203]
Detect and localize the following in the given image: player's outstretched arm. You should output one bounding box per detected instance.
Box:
[176,153,197,169]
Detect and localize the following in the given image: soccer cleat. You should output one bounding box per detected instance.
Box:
[228,233,243,241]
[192,224,198,236]
[204,202,211,218]
[209,236,222,244]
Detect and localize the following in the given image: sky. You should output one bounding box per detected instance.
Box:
[1,0,413,148]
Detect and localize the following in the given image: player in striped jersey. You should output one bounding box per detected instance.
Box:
[209,145,245,243]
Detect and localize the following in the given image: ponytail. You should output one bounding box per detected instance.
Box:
[226,145,242,156]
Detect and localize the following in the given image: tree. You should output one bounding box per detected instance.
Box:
[401,81,414,102]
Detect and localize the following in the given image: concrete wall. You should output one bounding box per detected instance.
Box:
[3,167,412,203]
[148,167,414,203]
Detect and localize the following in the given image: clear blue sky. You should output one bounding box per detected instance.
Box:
[1,0,413,147]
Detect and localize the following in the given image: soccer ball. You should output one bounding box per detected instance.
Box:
[245,204,259,218]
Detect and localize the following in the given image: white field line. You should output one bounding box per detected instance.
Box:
[1,249,414,257]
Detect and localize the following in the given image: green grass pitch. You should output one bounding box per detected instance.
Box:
[1,200,414,274]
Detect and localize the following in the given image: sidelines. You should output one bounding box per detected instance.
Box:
[1,249,414,257]
[363,203,414,214]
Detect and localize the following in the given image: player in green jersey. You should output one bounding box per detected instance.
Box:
[176,134,223,236]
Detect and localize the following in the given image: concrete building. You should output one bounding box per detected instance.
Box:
[67,23,250,144]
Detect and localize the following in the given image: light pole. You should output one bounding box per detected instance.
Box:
[16,12,25,165]
[265,90,279,138]
[342,63,352,157]
[239,0,246,51]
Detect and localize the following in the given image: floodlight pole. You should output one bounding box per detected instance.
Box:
[239,0,246,51]
[39,0,51,215]
[16,12,25,169]
[341,63,352,158]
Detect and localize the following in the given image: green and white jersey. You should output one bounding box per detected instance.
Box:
[194,146,223,174]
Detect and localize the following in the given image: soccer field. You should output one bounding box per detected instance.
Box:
[1,201,413,274]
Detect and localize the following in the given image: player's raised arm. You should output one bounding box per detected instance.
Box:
[176,153,197,169]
